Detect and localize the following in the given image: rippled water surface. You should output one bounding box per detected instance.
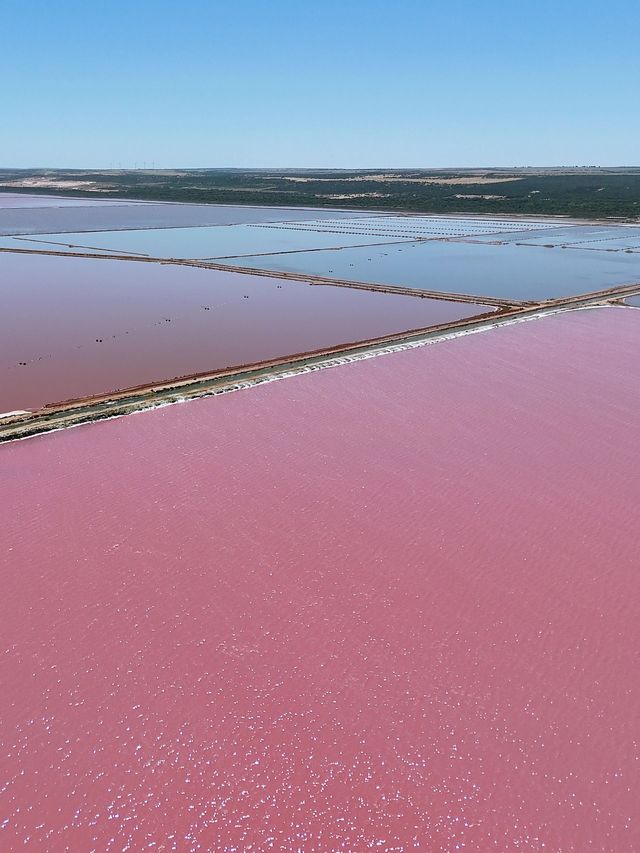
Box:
[2,307,640,850]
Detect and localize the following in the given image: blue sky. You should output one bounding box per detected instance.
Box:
[2,0,638,168]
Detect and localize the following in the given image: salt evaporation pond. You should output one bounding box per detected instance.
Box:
[471,224,640,249]
[573,238,640,251]
[0,251,492,412]
[0,214,564,260]
[0,202,377,236]
[227,239,640,300]
[257,215,562,239]
[0,192,149,208]
[4,224,416,259]
[2,306,640,850]
[625,293,640,307]
[516,226,640,249]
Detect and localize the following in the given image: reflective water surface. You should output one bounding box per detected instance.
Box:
[471,225,640,249]
[0,191,144,208]
[0,203,377,236]
[224,239,640,300]
[5,224,416,259]
[0,251,492,411]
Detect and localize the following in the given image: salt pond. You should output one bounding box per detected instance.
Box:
[223,239,640,301]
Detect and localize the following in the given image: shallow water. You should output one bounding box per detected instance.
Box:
[520,227,640,248]
[0,192,145,208]
[0,251,492,411]
[470,225,595,244]
[1,214,564,258]
[568,238,640,251]
[0,203,377,236]
[224,239,640,300]
[4,224,416,260]
[471,225,640,248]
[261,215,561,239]
[2,307,640,850]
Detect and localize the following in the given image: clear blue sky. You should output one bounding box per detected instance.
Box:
[2,0,638,168]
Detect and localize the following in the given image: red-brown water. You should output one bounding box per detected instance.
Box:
[0,252,491,412]
[2,307,639,850]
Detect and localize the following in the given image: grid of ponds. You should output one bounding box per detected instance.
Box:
[0,202,378,236]
[0,215,568,260]
[3,202,640,304]
[2,224,416,260]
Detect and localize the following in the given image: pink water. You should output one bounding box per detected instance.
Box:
[0,252,490,412]
[1,307,640,850]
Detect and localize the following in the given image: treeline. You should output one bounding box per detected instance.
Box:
[2,169,640,219]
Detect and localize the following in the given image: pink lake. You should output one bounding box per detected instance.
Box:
[1,307,639,850]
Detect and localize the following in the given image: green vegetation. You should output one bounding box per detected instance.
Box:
[2,168,640,220]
